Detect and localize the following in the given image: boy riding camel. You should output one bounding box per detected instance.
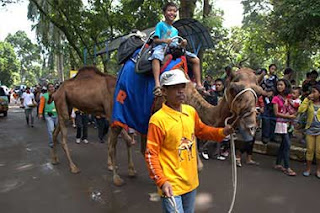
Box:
[149,2,203,96]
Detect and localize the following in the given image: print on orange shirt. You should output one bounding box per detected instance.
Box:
[178,134,195,161]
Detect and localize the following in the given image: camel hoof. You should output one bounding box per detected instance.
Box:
[51,158,59,165]
[70,165,81,174]
[113,175,125,186]
[128,169,137,178]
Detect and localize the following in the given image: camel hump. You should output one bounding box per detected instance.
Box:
[74,66,106,78]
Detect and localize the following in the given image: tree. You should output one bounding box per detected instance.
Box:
[0,41,20,86]
[5,31,41,85]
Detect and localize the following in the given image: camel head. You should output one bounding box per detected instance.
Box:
[224,68,265,136]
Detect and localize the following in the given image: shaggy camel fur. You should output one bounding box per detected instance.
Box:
[108,67,265,186]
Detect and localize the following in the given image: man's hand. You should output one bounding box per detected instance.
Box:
[39,114,43,119]
[161,181,173,197]
[223,125,234,136]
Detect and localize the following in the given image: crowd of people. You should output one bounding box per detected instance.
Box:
[199,64,320,179]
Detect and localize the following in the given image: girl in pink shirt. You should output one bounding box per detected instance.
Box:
[272,79,296,176]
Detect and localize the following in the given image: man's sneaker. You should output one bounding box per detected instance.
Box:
[76,138,81,144]
[83,139,89,144]
[216,155,226,161]
[200,151,209,160]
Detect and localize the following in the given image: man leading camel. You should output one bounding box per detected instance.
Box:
[145,69,233,212]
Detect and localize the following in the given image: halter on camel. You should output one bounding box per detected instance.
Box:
[224,87,258,213]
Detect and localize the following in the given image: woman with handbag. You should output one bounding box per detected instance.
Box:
[298,84,320,178]
[272,79,297,176]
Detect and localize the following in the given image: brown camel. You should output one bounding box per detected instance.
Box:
[108,67,265,186]
[50,66,119,173]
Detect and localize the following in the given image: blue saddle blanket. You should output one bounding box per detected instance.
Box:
[112,49,185,134]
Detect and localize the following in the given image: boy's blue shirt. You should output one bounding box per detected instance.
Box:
[154,21,178,46]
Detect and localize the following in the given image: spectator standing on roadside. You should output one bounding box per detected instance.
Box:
[298,85,320,178]
[21,86,36,127]
[272,79,296,176]
[75,108,89,144]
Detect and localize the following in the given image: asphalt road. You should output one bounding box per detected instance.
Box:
[0,104,319,213]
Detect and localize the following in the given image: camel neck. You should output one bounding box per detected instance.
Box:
[186,88,230,127]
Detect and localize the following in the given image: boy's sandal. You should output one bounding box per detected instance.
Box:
[274,165,286,172]
[153,86,162,96]
[316,172,320,179]
[284,168,297,176]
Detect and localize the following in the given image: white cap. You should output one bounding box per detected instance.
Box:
[160,69,190,87]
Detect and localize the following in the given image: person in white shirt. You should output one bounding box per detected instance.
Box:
[21,87,36,127]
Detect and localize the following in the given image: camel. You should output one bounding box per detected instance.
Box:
[49,66,120,173]
[108,67,265,186]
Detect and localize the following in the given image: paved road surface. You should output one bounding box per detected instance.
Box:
[0,105,319,213]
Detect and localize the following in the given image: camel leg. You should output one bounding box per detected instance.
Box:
[59,119,80,174]
[125,132,137,177]
[108,126,124,186]
[140,135,147,156]
[51,125,60,165]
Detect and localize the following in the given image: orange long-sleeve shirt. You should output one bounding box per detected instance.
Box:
[145,103,226,196]
[38,96,45,115]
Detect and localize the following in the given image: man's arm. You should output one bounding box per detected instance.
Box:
[145,123,168,189]
[194,111,233,142]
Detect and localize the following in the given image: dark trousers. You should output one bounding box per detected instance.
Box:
[236,139,255,155]
[76,113,88,140]
[276,133,291,169]
[96,117,109,140]
[261,110,276,141]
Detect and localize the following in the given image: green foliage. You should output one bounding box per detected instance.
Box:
[0,41,20,86]
[5,31,42,85]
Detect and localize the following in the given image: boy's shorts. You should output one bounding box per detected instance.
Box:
[148,45,197,62]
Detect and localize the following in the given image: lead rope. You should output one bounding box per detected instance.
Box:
[224,88,257,213]
[168,196,178,213]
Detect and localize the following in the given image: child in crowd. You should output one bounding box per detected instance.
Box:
[287,87,302,135]
[261,88,276,144]
[288,87,302,115]
[272,79,296,176]
[298,85,320,178]
[149,2,202,96]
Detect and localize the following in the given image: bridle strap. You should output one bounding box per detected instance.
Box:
[224,87,258,127]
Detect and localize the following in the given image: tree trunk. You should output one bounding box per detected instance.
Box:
[286,49,291,68]
[203,0,212,19]
[179,0,197,18]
